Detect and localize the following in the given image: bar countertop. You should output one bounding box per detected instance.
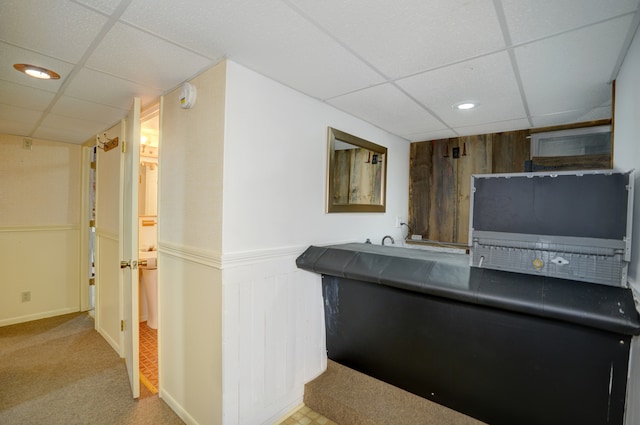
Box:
[296,243,640,335]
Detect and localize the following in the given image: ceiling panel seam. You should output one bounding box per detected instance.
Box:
[492,0,533,128]
[610,9,640,81]
[28,0,134,138]
[280,0,390,81]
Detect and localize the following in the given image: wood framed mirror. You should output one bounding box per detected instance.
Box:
[326,127,387,213]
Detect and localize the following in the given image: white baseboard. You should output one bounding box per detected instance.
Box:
[159,388,200,425]
[97,326,122,357]
[0,307,79,327]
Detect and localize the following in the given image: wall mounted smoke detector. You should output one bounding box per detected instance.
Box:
[179,82,196,109]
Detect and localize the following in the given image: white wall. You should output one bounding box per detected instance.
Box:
[158,62,226,425]
[614,30,640,288]
[158,59,410,425]
[613,26,640,425]
[223,62,410,254]
[221,61,410,424]
[0,135,81,326]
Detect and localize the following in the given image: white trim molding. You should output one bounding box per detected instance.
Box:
[0,224,79,233]
[159,240,222,269]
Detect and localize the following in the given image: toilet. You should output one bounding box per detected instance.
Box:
[140,257,158,329]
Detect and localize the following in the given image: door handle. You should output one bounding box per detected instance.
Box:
[120,260,138,270]
[139,259,147,267]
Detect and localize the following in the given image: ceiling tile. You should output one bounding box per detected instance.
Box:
[121,0,386,99]
[328,83,447,136]
[405,129,458,143]
[32,125,95,145]
[65,68,163,110]
[51,96,127,126]
[531,106,612,128]
[516,16,631,117]
[84,22,212,89]
[71,0,122,15]
[0,81,56,111]
[396,51,526,128]
[0,42,72,92]
[502,0,640,45]
[0,0,107,62]
[289,0,506,78]
[37,113,110,144]
[576,105,613,121]
[1,0,637,145]
[0,104,42,127]
[454,118,531,137]
[40,112,108,132]
[0,119,35,137]
[119,0,228,59]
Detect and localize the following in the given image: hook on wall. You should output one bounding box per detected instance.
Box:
[96,133,119,152]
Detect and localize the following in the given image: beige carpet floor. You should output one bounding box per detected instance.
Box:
[305,360,487,425]
[0,312,184,425]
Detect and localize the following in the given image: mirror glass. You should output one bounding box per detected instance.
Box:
[139,105,159,216]
[327,127,387,213]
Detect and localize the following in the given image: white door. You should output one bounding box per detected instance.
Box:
[121,98,141,398]
[95,124,125,355]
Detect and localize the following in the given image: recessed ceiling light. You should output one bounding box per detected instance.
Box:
[453,101,478,110]
[13,64,60,80]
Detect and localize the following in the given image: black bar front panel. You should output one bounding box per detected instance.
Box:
[322,275,631,425]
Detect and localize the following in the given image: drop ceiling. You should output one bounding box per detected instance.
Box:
[1,0,638,144]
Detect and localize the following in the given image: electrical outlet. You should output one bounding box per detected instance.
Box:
[395,216,404,228]
[23,138,32,150]
[21,291,31,302]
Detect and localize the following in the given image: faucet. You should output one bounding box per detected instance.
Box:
[382,235,395,245]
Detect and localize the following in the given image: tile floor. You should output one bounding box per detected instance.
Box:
[278,405,338,425]
[139,320,158,393]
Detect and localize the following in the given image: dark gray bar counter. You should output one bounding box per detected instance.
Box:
[296,243,640,425]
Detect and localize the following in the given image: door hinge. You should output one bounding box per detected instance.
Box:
[121,320,125,331]
[89,278,95,286]
[121,140,127,153]
[89,219,95,228]
[90,161,96,169]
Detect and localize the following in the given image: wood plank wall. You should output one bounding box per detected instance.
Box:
[409,120,611,245]
[409,130,530,244]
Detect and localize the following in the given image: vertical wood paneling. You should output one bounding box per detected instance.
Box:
[224,252,325,425]
[409,129,531,244]
[491,130,530,173]
[334,148,383,205]
[455,135,492,244]
[409,141,432,236]
[428,139,456,242]
[333,150,350,204]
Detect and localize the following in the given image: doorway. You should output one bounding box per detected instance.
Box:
[138,103,160,394]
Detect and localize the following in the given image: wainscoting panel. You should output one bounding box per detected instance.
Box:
[222,248,326,425]
[95,230,122,355]
[158,245,223,425]
[0,226,80,326]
